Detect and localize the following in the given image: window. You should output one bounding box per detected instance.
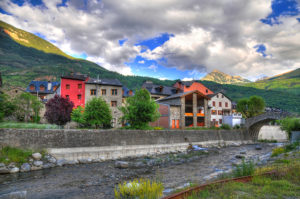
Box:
[212,101,216,106]
[102,89,106,95]
[211,110,217,115]
[66,95,69,99]
[219,102,222,107]
[219,119,222,124]
[66,84,70,89]
[90,89,96,95]
[78,84,82,89]
[225,102,228,107]
[218,110,223,115]
[111,89,118,95]
[40,85,45,91]
[111,101,117,107]
[30,84,35,91]
[78,94,81,100]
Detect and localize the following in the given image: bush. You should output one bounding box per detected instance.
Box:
[153,126,163,130]
[0,146,32,165]
[84,97,112,129]
[271,147,285,157]
[277,117,300,138]
[220,124,231,130]
[114,179,164,199]
[233,159,255,177]
[233,124,240,129]
[71,106,86,127]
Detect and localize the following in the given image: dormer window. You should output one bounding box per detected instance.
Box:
[206,89,208,93]
[40,85,45,91]
[30,84,35,91]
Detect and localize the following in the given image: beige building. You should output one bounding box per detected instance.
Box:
[85,78,123,128]
[207,92,232,126]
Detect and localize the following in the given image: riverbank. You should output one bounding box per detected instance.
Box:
[0,143,281,199]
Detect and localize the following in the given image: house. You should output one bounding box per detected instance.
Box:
[26,81,60,102]
[60,73,89,108]
[223,113,243,127]
[207,92,232,126]
[142,81,181,100]
[150,90,211,129]
[85,78,123,128]
[173,80,214,95]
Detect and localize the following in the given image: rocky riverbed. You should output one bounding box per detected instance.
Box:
[0,143,283,199]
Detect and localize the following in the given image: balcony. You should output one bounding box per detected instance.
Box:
[185,113,205,117]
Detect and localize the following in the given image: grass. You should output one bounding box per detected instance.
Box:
[0,121,59,129]
[185,126,221,130]
[114,178,164,199]
[0,146,33,166]
[186,158,300,199]
[258,139,278,143]
[271,142,300,157]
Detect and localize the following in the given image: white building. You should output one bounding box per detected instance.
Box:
[223,113,243,127]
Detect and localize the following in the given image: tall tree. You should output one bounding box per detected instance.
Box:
[237,95,265,118]
[120,89,160,129]
[45,95,74,126]
[84,97,112,129]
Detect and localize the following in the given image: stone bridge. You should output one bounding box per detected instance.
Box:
[245,111,291,140]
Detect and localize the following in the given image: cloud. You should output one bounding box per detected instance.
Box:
[0,0,299,78]
[138,60,145,64]
[148,64,158,72]
[182,77,193,81]
[159,77,167,80]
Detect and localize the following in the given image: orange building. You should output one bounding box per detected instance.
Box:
[173,81,214,95]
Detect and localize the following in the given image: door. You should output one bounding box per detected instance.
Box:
[172,120,175,129]
[176,120,179,128]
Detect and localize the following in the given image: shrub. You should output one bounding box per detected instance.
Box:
[71,106,86,127]
[271,147,285,157]
[114,179,164,199]
[84,97,112,129]
[233,159,255,177]
[233,124,240,129]
[277,117,300,138]
[44,95,74,126]
[0,146,32,165]
[220,124,231,130]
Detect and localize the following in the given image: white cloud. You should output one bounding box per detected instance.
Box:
[182,77,193,81]
[0,0,299,78]
[138,60,145,64]
[148,64,158,72]
[159,77,167,80]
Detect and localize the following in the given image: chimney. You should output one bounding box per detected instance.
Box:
[47,81,52,91]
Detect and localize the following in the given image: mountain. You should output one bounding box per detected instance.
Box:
[0,20,299,114]
[244,68,300,95]
[201,69,251,84]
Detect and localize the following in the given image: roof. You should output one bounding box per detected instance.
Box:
[61,73,88,81]
[26,81,60,94]
[123,86,135,97]
[157,90,210,101]
[142,81,180,96]
[86,78,123,87]
[207,91,232,101]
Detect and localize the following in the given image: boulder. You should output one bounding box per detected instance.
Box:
[30,166,42,171]
[20,163,31,172]
[33,161,43,167]
[42,163,55,169]
[9,167,20,173]
[45,155,56,164]
[32,153,42,160]
[240,150,247,154]
[0,167,9,174]
[56,159,68,167]
[115,161,129,169]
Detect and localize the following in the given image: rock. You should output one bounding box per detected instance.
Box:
[240,150,247,154]
[32,153,42,160]
[115,161,129,169]
[255,145,262,150]
[0,191,27,199]
[0,163,5,167]
[30,166,42,171]
[43,163,55,169]
[8,162,16,168]
[132,162,146,168]
[20,163,31,172]
[235,155,245,159]
[66,160,78,165]
[57,159,68,167]
[45,155,56,164]
[0,167,10,174]
[78,158,92,164]
[9,167,20,173]
[33,160,43,167]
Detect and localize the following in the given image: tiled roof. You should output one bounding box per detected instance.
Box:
[157,90,210,101]
[86,78,123,87]
[26,81,60,94]
[142,81,180,96]
[61,74,88,81]
[207,91,232,101]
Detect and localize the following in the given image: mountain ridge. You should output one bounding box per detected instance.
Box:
[201,69,251,84]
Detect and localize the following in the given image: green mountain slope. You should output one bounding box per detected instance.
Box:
[0,20,299,114]
[244,68,300,95]
[201,69,251,84]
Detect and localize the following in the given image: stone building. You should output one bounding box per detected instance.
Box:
[142,80,180,100]
[151,90,211,129]
[85,78,123,128]
[207,92,232,126]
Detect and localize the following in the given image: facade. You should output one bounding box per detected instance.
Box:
[223,113,243,127]
[26,81,60,102]
[142,81,180,100]
[207,92,232,126]
[173,81,214,95]
[151,90,211,129]
[85,78,123,128]
[60,74,89,108]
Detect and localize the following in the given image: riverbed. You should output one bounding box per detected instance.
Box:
[0,143,281,199]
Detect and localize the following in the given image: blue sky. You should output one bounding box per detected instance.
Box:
[1,0,299,80]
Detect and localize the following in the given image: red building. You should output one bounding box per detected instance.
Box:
[60,73,89,108]
[173,80,214,95]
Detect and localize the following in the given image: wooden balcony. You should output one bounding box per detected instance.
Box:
[185,113,205,117]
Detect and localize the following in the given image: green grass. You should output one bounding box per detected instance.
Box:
[0,121,59,129]
[271,142,300,157]
[0,146,33,165]
[258,139,278,143]
[185,126,221,130]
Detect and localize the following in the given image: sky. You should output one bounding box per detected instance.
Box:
[0,0,300,81]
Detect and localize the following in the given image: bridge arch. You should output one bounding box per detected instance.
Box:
[245,112,290,140]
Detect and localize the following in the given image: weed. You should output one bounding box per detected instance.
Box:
[0,121,59,129]
[233,159,255,177]
[0,146,32,165]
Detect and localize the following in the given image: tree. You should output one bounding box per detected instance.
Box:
[14,93,42,122]
[71,106,85,127]
[120,88,160,129]
[0,92,16,121]
[44,95,74,126]
[84,97,112,129]
[237,95,265,118]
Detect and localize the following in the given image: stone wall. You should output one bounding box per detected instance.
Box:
[0,128,252,150]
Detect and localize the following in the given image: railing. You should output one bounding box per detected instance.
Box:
[185,113,205,117]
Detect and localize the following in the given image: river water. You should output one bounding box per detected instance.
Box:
[0,143,280,199]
